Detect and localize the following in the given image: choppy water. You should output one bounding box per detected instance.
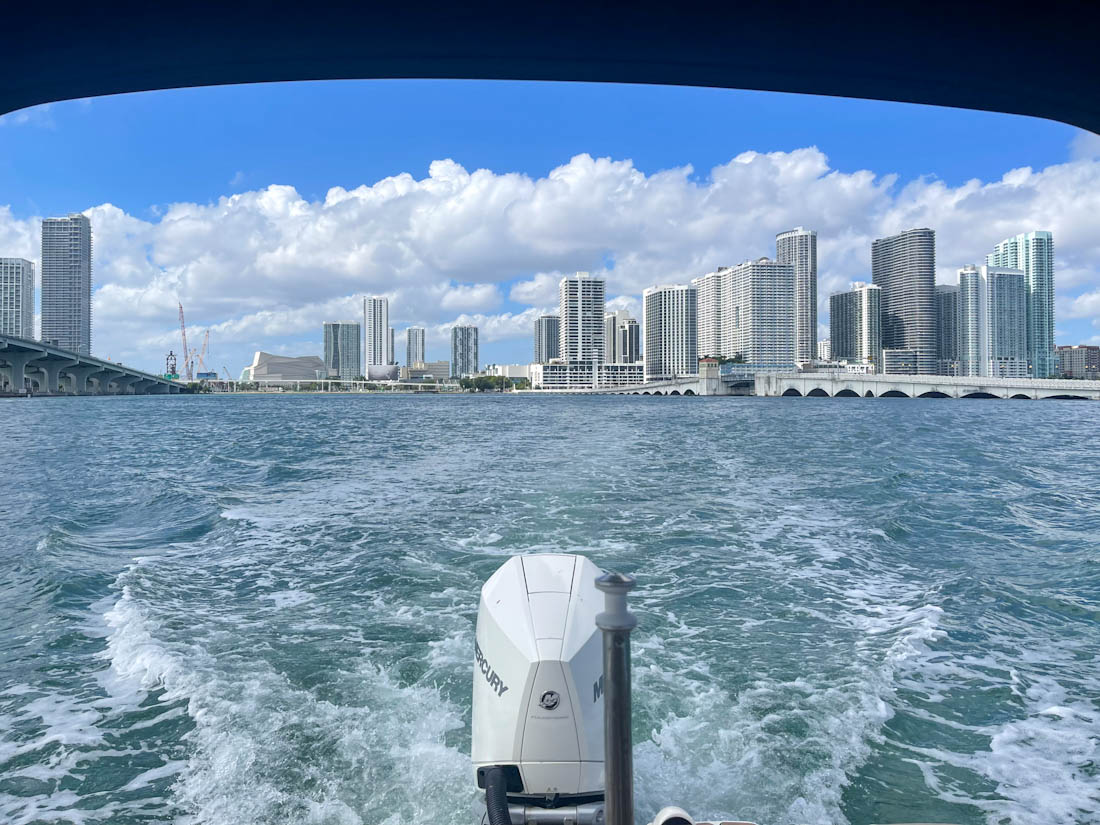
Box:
[1,394,1098,825]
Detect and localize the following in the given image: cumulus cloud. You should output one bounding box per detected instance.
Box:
[1,148,1098,371]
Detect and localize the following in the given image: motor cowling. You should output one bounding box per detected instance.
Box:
[472,554,605,802]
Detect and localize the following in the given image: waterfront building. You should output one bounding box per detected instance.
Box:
[603,309,640,363]
[451,325,479,376]
[322,321,362,379]
[871,228,936,374]
[0,258,34,338]
[957,265,1029,378]
[1057,345,1100,379]
[401,360,451,381]
[935,284,960,375]
[406,327,426,367]
[643,284,697,381]
[692,258,796,370]
[484,364,530,379]
[986,231,1055,377]
[363,296,389,366]
[530,361,644,390]
[817,339,831,361]
[41,213,93,354]
[534,314,560,363]
[240,352,328,382]
[559,272,606,362]
[829,282,882,371]
[881,348,919,375]
[776,226,818,366]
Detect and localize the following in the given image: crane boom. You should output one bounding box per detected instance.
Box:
[197,330,210,373]
[178,303,192,381]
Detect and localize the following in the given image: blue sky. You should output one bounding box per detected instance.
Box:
[1,80,1098,373]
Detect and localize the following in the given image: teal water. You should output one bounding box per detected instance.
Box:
[1,394,1098,825]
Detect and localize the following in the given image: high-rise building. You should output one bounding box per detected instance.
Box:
[1057,345,1100,379]
[643,284,697,380]
[41,213,92,354]
[363,296,389,366]
[451,325,478,376]
[957,265,1029,378]
[986,231,1055,377]
[406,327,426,367]
[776,227,818,366]
[603,309,639,363]
[829,282,881,370]
[323,321,362,379]
[388,327,395,365]
[534,314,560,363]
[618,317,641,363]
[0,258,34,338]
[935,284,960,375]
[559,273,606,362]
[691,258,795,369]
[871,228,936,374]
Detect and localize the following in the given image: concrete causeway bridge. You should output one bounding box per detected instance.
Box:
[755,372,1100,400]
[0,334,184,396]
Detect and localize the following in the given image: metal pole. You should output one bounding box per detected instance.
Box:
[595,571,637,825]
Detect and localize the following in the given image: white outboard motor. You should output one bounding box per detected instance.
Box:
[472,554,606,824]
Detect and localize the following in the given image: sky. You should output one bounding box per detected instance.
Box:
[1,79,1099,375]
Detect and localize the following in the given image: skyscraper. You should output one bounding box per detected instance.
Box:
[935,284,960,375]
[41,213,92,354]
[406,327,426,366]
[0,258,34,338]
[363,296,388,366]
[388,327,395,365]
[776,227,817,366]
[559,273,606,362]
[323,321,362,379]
[451,325,478,376]
[603,309,639,363]
[643,284,697,381]
[986,231,1055,377]
[829,282,881,370]
[534,314,560,363]
[957,265,1028,378]
[691,258,796,369]
[871,228,936,374]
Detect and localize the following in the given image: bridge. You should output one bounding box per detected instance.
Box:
[755,372,1100,400]
[0,334,184,396]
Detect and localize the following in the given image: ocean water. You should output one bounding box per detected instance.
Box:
[1,394,1098,825]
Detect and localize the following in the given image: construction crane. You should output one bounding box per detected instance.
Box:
[196,330,210,374]
[222,366,232,380]
[178,302,193,381]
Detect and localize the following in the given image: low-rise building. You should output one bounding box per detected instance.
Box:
[1058,345,1100,379]
[240,352,328,381]
[530,361,644,390]
[400,360,451,381]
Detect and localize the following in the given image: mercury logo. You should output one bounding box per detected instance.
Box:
[474,640,509,697]
[539,690,560,710]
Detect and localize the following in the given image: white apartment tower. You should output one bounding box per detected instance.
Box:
[986,231,1055,377]
[534,314,561,363]
[691,258,796,369]
[451,325,478,376]
[776,227,817,366]
[0,258,34,338]
[559,273,606,362]
[603,309,639,363]
[41,213,92,354]
[363,296,389,366]
[323,321,362,379]
[643,284,697,381]
[957,265,1029,378]
[406,327,426,366]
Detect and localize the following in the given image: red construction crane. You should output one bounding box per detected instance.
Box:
[197,330,210,374]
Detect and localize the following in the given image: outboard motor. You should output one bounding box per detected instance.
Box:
[472,554,606,825]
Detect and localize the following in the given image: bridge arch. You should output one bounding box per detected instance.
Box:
[962,392,998,399]
[782,388,803,397]
[1044,394,1088,401]
[807,388,829,397]
[864,390,875,398]
[670,390,681,396]
[1010,393,1032,400]
[880,390,910,398]
[918,391,950,398]
[834,388,859,398]
[683,389,695,396]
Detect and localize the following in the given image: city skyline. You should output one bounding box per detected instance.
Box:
[0,82,1098,374]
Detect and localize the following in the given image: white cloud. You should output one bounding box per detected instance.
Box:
[1070,130,1100,161]
[1,148,1099,371]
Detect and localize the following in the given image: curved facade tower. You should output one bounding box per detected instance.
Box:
[871,228,936,375]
